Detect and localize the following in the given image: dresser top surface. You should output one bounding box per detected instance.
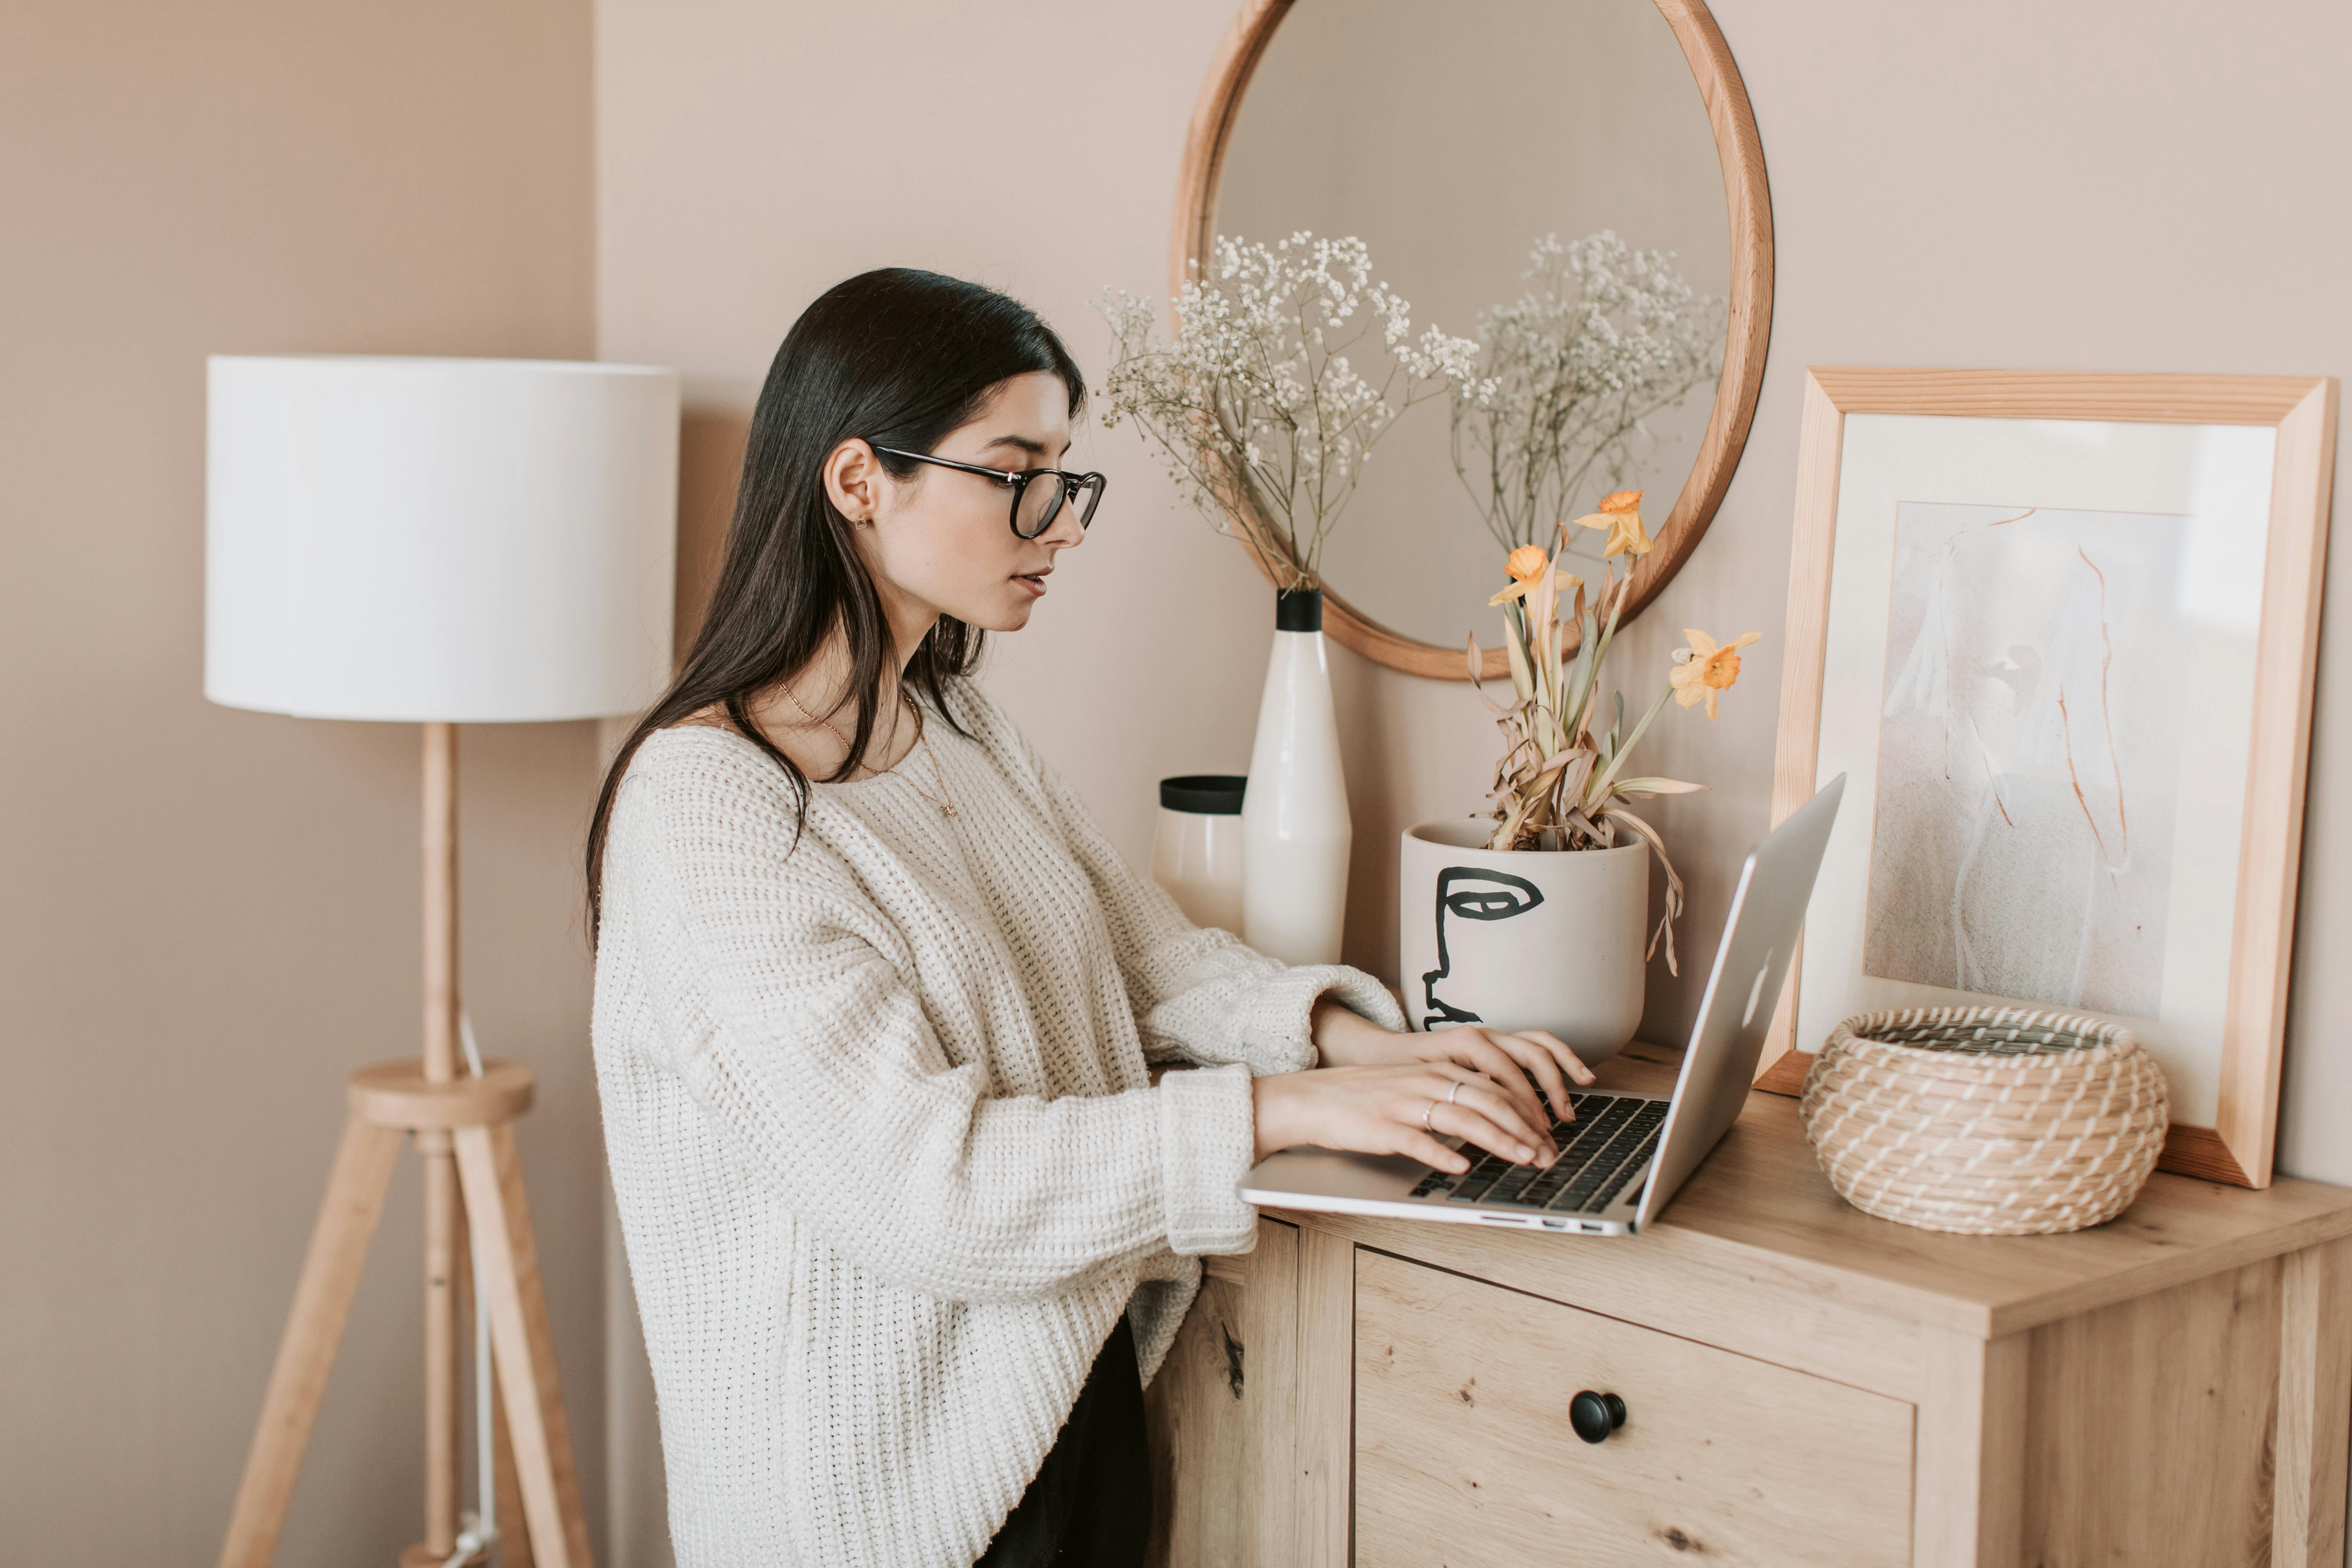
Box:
[1276,1042,2352,1337]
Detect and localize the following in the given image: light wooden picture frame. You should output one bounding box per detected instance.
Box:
[1753,368,2337,1190]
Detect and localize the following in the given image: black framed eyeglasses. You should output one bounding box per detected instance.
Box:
[872,446,1106,540]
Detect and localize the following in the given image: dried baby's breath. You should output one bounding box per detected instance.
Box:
[1102,233,1485,590]
[1451,232,1723,557]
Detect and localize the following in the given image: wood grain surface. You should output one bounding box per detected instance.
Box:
[2276,1237,2352,1568]
[1352,1250,1912,1567]
[1144,1220,1302,1568]
[2019,1260,2281,1567]
[1912,1326,2028,1568]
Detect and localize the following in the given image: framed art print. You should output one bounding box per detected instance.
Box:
[1755,369,2337,1188]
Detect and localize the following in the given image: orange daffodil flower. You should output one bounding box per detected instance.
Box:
[1670,628,1760,719]
[1573,489,1651,559]
[1488,543,1580,606]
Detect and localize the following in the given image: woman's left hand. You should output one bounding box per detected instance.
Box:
[1310,998,1594,1143]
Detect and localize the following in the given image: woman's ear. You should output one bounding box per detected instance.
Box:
[822,437,885,524]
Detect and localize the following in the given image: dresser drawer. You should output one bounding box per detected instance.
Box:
[1353,1250,1913,1566]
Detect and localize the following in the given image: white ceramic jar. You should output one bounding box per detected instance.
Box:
[1150,774,1247,933]
[1397,818,1648,1064]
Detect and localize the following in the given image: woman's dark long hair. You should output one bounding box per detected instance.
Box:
[585,268,1085,942]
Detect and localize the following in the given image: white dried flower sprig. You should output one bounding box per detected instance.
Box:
[1101,233,1486,590]
[1451,231,1724,557]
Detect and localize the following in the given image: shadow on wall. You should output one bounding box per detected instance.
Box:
[677,408,752,654]
[1331,640,1406,984]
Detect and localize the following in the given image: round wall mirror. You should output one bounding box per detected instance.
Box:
[1174,0,1773,678]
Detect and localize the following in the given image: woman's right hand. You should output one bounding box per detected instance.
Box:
[1250,1064,1559,1174]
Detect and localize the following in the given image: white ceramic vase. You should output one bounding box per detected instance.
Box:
[1242,589,1351,965]
[1397,818,1648,1064]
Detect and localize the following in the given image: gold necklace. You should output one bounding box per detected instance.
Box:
[778,682,957,819]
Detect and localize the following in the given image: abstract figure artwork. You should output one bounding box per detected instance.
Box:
[1863,504,2191,1019]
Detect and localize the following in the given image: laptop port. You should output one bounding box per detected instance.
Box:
[1542,1218,1568,1229]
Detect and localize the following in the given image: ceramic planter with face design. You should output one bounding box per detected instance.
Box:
[1399,821,1649,1063]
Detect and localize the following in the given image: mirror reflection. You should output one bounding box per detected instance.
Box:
[1214,0,1731,655]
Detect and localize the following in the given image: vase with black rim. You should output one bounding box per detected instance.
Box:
[1240,587,1351,966]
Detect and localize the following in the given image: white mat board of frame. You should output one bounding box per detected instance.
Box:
[1757,368,2337,1189]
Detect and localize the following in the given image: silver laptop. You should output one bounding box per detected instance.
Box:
[1240,776,1845,1236]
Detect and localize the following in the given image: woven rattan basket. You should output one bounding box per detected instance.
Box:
[1799,1006,2169,1236]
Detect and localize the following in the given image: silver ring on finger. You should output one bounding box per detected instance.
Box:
[1446,1081,1465,1106]
[1423,1097,1440,1132]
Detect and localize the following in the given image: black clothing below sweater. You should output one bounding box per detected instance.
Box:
[974,1313,1152,1566]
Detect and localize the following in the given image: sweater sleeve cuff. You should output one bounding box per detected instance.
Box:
[1238,963,1408,1069]
[1157,1063,1261,1255]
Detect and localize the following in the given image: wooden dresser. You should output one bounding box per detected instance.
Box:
[1143,1043,2352,1568]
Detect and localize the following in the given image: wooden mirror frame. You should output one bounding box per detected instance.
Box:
[1172,0,1775,680]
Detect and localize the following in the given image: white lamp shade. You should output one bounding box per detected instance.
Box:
[206,356,681,723]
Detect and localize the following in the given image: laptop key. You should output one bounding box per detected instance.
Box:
[1445,1157,1510,1203]
[1485,1164,1548,1203]
[1588,1138,1661,1209]
[1575,1136,1646,1186]
[1552,1109,1627,1147]
[1570,1100,1640,1144]
[1552,1092,1602,1124]
[1556,1131,1663,1213]
[1554,1153,1637,1208]
[1562,1112,1643,1171]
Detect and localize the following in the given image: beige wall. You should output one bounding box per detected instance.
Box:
[0,3,604,1564]
[596,0,2352,1555]
[12,0,2340,1561]
[588,0,2351,1120]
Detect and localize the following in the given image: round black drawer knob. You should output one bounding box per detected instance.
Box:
[1570,1389,1627,1444]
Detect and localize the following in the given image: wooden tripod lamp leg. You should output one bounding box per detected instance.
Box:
[455,1120,594,1568]
[494,1368,539,1568]
[217,1117,406,1568]
[421,721,463,1559]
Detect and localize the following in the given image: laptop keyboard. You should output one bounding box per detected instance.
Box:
[1404,1093,1668,1217]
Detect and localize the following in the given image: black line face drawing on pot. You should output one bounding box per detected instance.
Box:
[1422,867,1546,1025]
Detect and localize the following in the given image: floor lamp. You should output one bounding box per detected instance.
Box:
[204,356,679,1568]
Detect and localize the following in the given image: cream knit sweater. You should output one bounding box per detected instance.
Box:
[593,680,1401,1567]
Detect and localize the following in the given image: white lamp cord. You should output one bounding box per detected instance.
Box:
[443,1012,499,1568]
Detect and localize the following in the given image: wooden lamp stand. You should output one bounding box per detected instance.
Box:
[217,725,593,1568]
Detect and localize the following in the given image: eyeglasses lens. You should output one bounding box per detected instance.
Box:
[1015,472,1064,538]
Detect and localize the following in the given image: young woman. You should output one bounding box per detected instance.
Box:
[586,268,1591,1568]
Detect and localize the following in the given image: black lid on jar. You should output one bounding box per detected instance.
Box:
[1159,775,1247,815]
